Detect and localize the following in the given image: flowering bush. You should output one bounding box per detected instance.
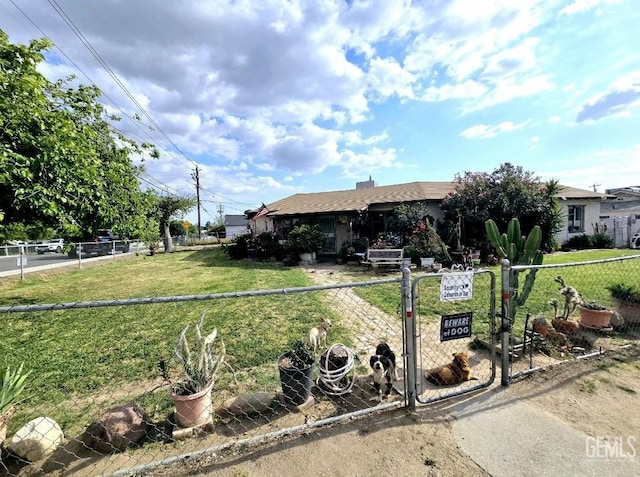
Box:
[407,219,451,264]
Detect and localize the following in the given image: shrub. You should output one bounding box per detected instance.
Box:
[590,232,614,249]
[226,233,253,259]
[287,224,325,253]
[254,231,283,261]
[607,283,640,304]
[565,234,592,250]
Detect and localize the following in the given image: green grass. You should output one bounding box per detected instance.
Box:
[353,249,640,340]
[0,248,352,435]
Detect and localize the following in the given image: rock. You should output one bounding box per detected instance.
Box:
[82,403,149,453]
[8,417,64,462]
[215,393,275,421]
[610,311,625,330]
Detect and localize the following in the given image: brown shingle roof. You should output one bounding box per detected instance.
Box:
[263,181,608,216]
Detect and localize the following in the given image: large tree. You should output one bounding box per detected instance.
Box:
[0,31,157,239]
[440,163,562,252]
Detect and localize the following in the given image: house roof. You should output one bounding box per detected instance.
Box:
[224,215,249,226]
[262,181,609,217]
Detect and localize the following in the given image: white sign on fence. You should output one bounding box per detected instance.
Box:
[440,271,474,301]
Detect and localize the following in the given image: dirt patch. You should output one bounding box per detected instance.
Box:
[507,344,640,439]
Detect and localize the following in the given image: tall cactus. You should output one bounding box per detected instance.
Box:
[486,218,543,318]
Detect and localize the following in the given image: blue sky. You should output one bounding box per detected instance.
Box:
[2,0,639,225]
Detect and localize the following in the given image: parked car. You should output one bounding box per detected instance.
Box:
[36,238,65,254]
[96,229,117,243]
[631,231,640,249]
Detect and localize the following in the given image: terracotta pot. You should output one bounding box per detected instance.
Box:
[532,320,550,337]
[578,306,612,328]
[612,298,640,325]
[552,318,579,335]
[0,407,15,445]
[171,383,213,428]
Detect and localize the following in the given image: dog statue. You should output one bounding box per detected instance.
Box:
[369,342,398,402]
[308,318,332,353]
[424,352,477,386]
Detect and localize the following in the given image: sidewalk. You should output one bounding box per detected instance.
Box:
[448,383,639,476]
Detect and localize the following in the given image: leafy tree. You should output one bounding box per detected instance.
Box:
[0,31,157,239]
[150,195,196,252]
[440,163,561,253]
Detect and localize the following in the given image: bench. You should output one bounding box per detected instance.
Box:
[361,248,405,268]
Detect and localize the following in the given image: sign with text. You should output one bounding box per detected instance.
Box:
[440,312,473,342]
[440,271,474,301]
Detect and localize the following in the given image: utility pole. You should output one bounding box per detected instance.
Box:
[217,203,224,224]
[591,183,601,192]
[192,167,202,238]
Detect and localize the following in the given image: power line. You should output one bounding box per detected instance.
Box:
[7,0,159,149]
[46,0,198,169]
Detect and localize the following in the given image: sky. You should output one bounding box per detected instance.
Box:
[2,0,639,225]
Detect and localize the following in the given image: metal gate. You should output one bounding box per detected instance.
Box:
[409,269,497,404]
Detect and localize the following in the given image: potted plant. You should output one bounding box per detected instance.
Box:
[1,363,30,445]
[171,313,225,428]
[277,340,315,407]
[287,224,325,263]
[578,301,614,329]
[607,283,640,326]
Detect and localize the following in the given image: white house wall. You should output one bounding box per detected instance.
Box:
[556,200,602,244]
[225,225,249,238]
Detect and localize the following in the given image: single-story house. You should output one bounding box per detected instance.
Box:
[250,179,610,254]
[224,214,250,239]
[600,186,640,247]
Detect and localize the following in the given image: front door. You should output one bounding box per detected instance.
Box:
[317,217,337,253]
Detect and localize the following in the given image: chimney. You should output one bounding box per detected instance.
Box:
[356,176,377,189]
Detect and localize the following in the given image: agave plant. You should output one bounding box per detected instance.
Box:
[1,363,30,416]
[173,313,225,395]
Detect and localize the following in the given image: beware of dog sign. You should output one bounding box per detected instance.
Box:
[439,271,473,301]
[440,312,473,342]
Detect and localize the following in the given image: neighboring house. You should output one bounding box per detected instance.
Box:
[600,186,640,247]
[224,215,250,239]
[251,180,610,254]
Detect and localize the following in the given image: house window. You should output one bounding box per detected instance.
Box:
[568,206,585,233]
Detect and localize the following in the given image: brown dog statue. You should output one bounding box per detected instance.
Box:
[424,352,477,386]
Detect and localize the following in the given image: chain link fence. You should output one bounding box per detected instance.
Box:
[413,270,497,404]
[506,254,640,380]
[1,255,639,475]
[0,278,409,476]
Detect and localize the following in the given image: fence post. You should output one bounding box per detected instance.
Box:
[500,258,512,386]
[401,266,416,410]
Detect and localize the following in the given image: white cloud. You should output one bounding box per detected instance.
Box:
[460,120,531,139]
[559,0,622,16]
[421,81,488,102]
[576,71,640,123]
[366,57,415,100]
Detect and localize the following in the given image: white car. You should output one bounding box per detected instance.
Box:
[36,238,65,254]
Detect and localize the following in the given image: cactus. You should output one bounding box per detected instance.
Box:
[485,218,544,318]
